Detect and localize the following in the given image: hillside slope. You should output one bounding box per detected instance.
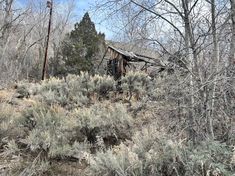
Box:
[0,72,234,176]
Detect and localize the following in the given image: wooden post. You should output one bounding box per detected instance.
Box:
[42,0,53,80]
[119,56,124,75]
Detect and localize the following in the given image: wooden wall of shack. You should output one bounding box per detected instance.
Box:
[106,46,160,80]
[107,47,127,79]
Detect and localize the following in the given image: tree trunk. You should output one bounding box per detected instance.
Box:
[230,0,235,64]
[209,0,219,139]
[225,0,235,142]
[182,0,196,143]
[1,0,14,43]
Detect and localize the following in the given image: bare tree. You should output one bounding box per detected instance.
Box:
[0,0,76,86]
[93,0,232,142]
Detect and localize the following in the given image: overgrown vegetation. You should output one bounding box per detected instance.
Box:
[88,127,234,176]
[1,0,235,175]
[0,72,234,175]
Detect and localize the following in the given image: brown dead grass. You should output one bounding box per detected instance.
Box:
[0,88,38,114]
[0,89,14,103]
[50,160,88,176]
[14,98,38,112]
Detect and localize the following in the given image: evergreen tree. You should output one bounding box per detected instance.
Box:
[53,12,105,76]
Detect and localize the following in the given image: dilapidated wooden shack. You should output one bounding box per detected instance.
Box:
[101,45,164,79]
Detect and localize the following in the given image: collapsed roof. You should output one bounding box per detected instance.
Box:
[107,45,164,67]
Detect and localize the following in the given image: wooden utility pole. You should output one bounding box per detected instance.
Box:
[42,0,53,80]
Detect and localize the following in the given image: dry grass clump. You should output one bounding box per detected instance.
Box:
[0,89,14,103]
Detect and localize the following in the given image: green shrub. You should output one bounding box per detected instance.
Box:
[65,73,90,105]
[0,139,51,176]
[16,80,40,98]
[131,126,185,176]
[75,103,132,128]
[29,73,116,107]
[72,102,133,145]
[87,125,234,176]
[66,72,115,101]
[36,77,69,106]
[16,84,30,98]
[87,144,141,176]
[1,139,20,157]
[0,104,13,131]
[185,140,234,176]
[0,104,21,147]
[16,102,132,160]
[18,105,89,160]
[92,74,116,97]
[66,72,93,95]
[87,126,184,176]
[121,71,151,100]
